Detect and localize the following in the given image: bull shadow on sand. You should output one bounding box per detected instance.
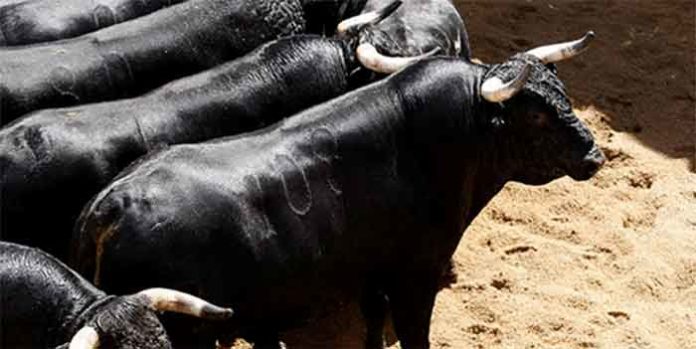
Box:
[457,0,695,172]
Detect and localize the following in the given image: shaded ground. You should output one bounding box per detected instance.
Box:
[459,0,694,170]
[236,1,696,348]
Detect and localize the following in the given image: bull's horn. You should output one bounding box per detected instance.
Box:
[481,62,532,103]
[69,326,100,349]
[337,0,402,35]
[525,31,595,64]
[357,44,439,74]
[138,288,234,320]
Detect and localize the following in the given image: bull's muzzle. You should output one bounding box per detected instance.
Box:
[569,146,606,181]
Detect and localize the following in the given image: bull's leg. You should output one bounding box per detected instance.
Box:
[387,276,438,349]
[361,288,388,349]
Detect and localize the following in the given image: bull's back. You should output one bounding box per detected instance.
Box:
[0,99,155,257]
[74,139,348,289]
[73,122,403,325]
[0,0,307,124]
[72,75,429,326]
[72,146,356,334]
[0,0,187,45]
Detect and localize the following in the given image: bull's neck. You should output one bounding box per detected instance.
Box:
[42,255,109,344]
[64,294,115,339]
[4,247,108,346]
[394,59,512,231]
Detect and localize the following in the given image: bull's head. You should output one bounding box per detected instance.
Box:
[63,289,232,349]
[336,0,445,75]
[479,32,606,184]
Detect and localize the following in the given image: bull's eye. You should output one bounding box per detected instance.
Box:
[531,113,547,126]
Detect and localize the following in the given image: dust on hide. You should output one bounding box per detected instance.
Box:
[0,0,305,125]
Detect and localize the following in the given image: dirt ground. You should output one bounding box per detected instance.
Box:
[237,1,696,348]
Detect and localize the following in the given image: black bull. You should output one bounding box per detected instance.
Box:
[0,0,366,46]
[0,36,353,259]
[0,0,305,124]
[72,56,606,347]
[0,241,232,349]
[0,0,187,45]
[0,0,467,261]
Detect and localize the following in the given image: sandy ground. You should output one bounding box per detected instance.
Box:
[235,1,696,348]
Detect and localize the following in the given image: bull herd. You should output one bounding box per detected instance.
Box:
[0,0,607,348]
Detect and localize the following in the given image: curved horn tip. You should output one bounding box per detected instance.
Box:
[201,304,234,320]
[525,30,595,64]
[336,0,402,35]
[69,326,100,349]
[139,288,234,320]
[356,43,435,74]
[579,30,596,44]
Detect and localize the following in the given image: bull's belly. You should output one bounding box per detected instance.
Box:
[228,265,364,333]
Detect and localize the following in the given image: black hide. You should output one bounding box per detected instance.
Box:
[0,241,215,349]
[350,0,470,85]
[0,36,351,260]
[0,0,366,46]
[361,0,470,57]
[1,241,103,348]
[302,0,367,35]
[0,0,305,125]
[0,0,187,45]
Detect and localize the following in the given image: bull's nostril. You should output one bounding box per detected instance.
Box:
[585,161,599,174]
[581,156,604,177]
[585,147,606,169]
[594,149,607,167]
[598,154,607,166]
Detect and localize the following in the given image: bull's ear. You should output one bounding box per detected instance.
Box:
[545,63,558,75]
